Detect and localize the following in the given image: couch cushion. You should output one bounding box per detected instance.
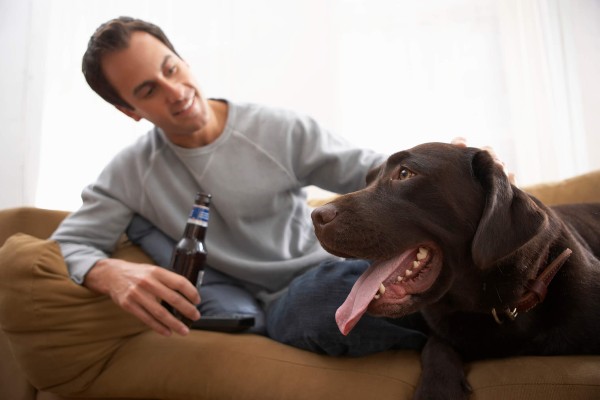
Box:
[523,169,600,206]
[1,219,600,400]
[0,233,147,392]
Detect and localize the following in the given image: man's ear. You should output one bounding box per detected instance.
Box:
[471,150,548,269]
[115,105,142,121]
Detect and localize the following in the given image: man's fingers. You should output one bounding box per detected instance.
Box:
[507,172,517,185]
[452,139,517,185]
[135,269,201,332]
[481,145,516,184]
[129,285,194,336]
[451,136,467,147]
[158,285,201,324]
[151,268,201,321]
[155,268,201,305]
[127,300,182,337]
[481,145,503,165]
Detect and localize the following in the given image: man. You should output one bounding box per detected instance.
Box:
[52,16,428,356]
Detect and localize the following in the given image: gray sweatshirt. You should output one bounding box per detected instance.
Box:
[51,100,386,304]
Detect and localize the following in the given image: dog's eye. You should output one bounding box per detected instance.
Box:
[397,167,415,181]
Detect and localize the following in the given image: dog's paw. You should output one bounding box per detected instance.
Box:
[413,335,472,400]
[413,375,471,400]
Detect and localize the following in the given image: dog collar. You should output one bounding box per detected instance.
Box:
[491,247,572,324]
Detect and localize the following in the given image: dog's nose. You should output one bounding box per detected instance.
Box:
[311,204,338,226]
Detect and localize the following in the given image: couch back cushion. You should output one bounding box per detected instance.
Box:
[0,208,69,246]
[524,169,600,205]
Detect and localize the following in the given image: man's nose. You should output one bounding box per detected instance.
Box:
[163,80,185,102]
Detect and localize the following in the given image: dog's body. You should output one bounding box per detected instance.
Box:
[311,143,600,400]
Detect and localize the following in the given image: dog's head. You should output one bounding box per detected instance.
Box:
[311,142,548,335]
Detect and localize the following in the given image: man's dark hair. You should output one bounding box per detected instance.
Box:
[82,16,180,110]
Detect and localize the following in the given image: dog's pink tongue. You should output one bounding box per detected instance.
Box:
[336,252,411,335]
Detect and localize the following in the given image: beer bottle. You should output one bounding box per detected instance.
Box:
[169,192,211,327]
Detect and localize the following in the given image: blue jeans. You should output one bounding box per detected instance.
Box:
[127,215,427,355]
[267,259,428,356]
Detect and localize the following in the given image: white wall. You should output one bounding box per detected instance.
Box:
[0,0,43,208]
[571,0,600,166]
[2,0,599,211]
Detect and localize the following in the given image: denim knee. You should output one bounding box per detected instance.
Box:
[126,214,175,267]
[266,259,370,355]
[266,259,428,356]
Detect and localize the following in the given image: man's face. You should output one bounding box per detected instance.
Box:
[101,31,210,141]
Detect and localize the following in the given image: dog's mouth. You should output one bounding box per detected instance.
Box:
[335,244,442,335]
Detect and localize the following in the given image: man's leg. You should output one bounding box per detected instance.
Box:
[266,259,428,356]
[125,214,175,267]
[199,268,266,334]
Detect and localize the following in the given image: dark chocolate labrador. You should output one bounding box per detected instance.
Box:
[311,142,600,400]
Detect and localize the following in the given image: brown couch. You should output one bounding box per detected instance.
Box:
[1,171,600,400]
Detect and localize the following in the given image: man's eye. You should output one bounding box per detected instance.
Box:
[397,167,415,181]
[166,65,178,76]
[142,86,155,98]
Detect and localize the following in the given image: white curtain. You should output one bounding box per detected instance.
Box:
[2,0,599,210]
[497,0,593,185]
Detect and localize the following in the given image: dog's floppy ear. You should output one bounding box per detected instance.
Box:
[471,150,548,269]
[366,163,384,186]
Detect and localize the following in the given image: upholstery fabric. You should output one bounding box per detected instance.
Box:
[0,234,147,392]
[1,167,600,399]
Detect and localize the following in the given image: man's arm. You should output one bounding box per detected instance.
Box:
[52,145,200,336]
[281,111,387,194]
[56,212,202,337]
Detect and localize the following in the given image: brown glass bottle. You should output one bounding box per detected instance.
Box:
[169,192,211,327]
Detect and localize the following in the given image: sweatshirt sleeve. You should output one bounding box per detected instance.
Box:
[287,112,387,193]
[51,152,138,284]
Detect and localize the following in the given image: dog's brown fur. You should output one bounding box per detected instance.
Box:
[311,143,600,400]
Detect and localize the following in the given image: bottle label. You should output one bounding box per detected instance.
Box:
[188,205,209,227]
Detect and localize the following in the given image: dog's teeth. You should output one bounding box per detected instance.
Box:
[405,269,413,277]
[379,283,386,294]
[397,276,404,282]
[373,283,385,300]
[413,260,420,269]
[417,247,428,260]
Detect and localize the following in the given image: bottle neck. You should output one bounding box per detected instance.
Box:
[183,222,207,241]
[183,203,209,240]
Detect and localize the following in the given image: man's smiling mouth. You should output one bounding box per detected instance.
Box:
[173,96,195,116]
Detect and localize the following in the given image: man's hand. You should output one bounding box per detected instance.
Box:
[83,259,201,336]
[451,137,516,184]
